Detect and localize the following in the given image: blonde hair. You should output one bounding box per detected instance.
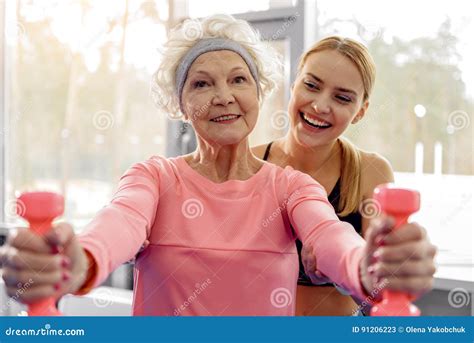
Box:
[298,36,376,216]
[151,14,282,119]
[337,137,363,217]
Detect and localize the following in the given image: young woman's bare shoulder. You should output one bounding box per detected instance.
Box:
[359,150,395,196]
[251,143,269,159]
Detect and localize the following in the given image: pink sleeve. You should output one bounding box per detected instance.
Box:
[77,160,159,288]
[286,175,368,301]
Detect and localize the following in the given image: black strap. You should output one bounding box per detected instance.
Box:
[262,142,273,161]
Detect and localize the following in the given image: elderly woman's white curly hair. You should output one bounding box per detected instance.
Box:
[151,14,282,119]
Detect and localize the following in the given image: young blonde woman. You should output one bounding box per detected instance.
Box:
[253,36,433,315]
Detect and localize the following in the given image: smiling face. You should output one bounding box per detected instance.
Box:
[288,49,369,148]
[181,50,259,146]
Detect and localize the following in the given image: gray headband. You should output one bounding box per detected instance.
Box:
[175,38,260,112]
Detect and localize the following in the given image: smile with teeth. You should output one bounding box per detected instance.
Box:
[210,114,241,122]
[299,111,332,129]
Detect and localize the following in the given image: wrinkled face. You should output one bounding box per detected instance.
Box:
[181,50,259,146]
[288,49,368,148]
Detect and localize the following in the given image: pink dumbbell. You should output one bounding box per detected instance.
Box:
[16,191,64,316]
[370,183,421,316]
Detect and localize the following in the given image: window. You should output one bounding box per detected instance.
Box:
[3,0,170,229]
[316,0,473,263]
[187,0,298,17]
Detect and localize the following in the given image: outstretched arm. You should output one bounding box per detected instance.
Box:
[289,183,436,303]
[76,160,160,291]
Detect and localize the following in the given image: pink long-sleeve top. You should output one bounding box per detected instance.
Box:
[78,155,367,316]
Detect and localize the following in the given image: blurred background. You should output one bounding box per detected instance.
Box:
[0,0,472,316]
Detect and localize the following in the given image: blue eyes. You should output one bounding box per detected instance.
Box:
[234,76,247,83]
[303,80,352,103]
[304,81,319,90]
[192,76,247,89]
[336,95,352,103]
[193,81,208,88]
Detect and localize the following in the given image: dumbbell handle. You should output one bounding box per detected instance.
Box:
[17,192,64,316]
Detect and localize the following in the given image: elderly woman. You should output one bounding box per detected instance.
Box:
[0,14,435,316]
